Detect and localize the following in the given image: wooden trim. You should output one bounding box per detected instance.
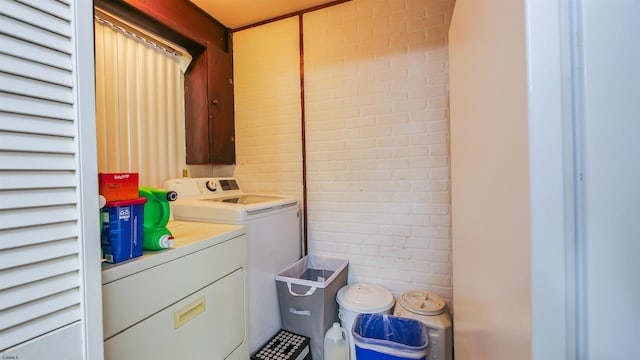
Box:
[232,0,352,32]
[120,0,229,51]
[299,15,308,256]
[93,0,206,57]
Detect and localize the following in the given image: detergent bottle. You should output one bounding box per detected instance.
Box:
[142,226,174,250]
[138,187,177,250]
[138,187,175,227]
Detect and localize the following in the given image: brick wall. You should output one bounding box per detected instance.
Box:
[233,0,454,302]
[304,0,454,301]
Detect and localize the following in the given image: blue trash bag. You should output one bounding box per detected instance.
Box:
[352,313,429,360]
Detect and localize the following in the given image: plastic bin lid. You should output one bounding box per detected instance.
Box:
[337,283,394,313]
[398,290,446,316]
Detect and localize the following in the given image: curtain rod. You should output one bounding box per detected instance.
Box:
[94,8,183,59]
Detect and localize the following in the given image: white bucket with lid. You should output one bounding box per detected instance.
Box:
[393,290,452,360]
[336,283,395,360]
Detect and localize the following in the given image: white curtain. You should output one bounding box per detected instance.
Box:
[94,16,187,189]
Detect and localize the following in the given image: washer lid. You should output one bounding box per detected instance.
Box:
[203,194,287,205]
[399,290,446,316]
[336,283,394,313]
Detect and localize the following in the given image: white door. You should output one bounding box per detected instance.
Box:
[577,0,640,358]
[0,1,102,358]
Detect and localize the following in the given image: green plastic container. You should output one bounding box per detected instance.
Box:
[138,187,176,250]
[138,187,173,228]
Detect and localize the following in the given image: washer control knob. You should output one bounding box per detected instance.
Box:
[205,180,217,192]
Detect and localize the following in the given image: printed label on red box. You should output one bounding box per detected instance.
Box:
[99,172,139,202]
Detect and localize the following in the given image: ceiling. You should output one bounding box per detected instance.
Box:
[190,0,341,29]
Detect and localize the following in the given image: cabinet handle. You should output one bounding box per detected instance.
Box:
[211,99,219,105]
[174,296,206,329]
[289,307,311,316]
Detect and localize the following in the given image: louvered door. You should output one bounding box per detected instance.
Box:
[0,1,102,358]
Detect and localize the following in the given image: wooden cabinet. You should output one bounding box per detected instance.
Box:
[184,45,235,164]
[95,0,236,164]
[206,46,235,164]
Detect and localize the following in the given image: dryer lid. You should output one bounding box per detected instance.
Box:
[398,290,446,316]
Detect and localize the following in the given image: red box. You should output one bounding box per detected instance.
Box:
[99,173,139,202]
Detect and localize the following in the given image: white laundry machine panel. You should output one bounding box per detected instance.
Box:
[165,178,302,352]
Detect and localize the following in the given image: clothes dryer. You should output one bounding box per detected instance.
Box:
[164,178,302,352]
[102,221,248,359]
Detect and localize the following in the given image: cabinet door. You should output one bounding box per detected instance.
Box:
[207,45,236,164]
[0,0,101,358]
[185,46,235,165]
[185,53,211,164]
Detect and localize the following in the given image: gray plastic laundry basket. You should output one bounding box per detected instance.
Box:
[276,255,348,360]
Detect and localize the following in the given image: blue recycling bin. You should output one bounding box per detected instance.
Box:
[352,313,429,360]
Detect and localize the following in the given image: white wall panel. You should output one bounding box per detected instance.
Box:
[233,17,304,201]
[449,0,532,358]
[577,1,640,358]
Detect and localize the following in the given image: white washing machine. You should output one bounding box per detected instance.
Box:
[164,177,302,352]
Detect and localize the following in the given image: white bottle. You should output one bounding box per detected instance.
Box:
[324,322,349,360]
